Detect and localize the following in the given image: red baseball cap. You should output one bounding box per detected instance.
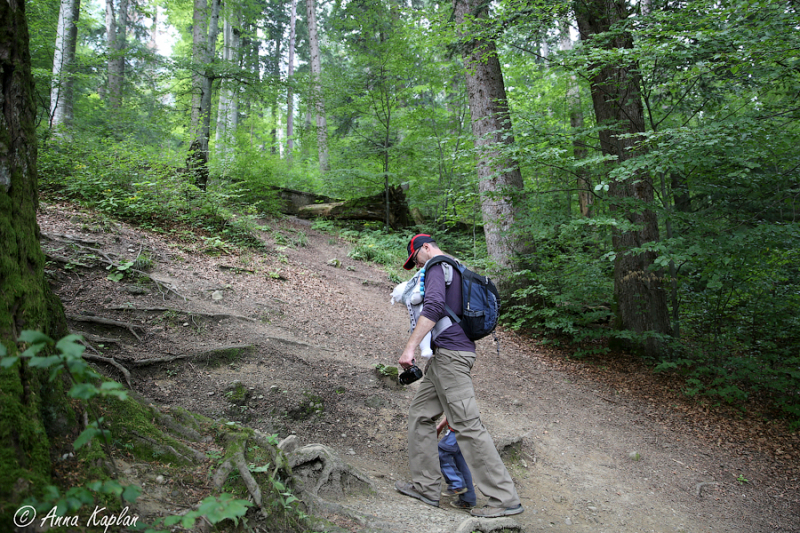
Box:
[403,234,435,270]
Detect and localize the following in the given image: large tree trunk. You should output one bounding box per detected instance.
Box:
[106,0,128,109]
[453,0,525,277]
[216,7,240,162]
[306,0,329,173]
[190,0,207,139]
[188,0,221,190]
[50,0,81,134]
[1,0,70,512]
[575,0,670,356]
[286,0,296,161]
[559,20,593,218]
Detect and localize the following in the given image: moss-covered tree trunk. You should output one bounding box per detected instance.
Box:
[0,0,71,520]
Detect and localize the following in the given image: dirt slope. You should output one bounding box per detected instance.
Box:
[38,203,799,533]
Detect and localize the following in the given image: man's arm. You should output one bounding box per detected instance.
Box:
[399,315,435,369]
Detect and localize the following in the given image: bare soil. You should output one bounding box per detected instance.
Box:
[38,202,800,533]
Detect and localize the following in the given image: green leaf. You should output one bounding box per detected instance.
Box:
[122,484,142,502]
[28,355,63,369]
[18,330,53,345]
[74,427,101,449]
[56,335,86,357]
[69,383,100,400]
[1,356,19,368]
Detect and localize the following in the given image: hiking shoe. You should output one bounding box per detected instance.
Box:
[450,499,475,510]
[395,481,439,507]
[442,486,468,496]
[470,504,524,518]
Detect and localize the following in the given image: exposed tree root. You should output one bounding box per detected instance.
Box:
[127,344,254,367]
[128,430,206,463]
[233,448,264,511]
[82,352,133,389]
[696,481,720,497]
[41,232,104,247]
[212,459,234,489]
[44,252,92,268]
[67,314,145,341]
[76,331,123,345]
[106,305,257,322]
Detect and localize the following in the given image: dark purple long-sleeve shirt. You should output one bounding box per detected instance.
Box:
[420,262,476,352]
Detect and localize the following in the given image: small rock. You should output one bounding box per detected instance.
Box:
[182,322,189,327]
[347,448,356,455]
[156,475,165,484]
[211,290,223,301]
[565,517,572,525]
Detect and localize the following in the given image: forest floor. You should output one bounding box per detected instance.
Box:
[37,201,800,533]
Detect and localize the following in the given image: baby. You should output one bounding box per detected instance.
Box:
[390,269,433,359]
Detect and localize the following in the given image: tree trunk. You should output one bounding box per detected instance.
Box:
[106,0,128,109]
[306,0,329,173]
[188,0,221,190]
[50,0,80,134]
[216,8,240,162]
[559,19,593,217]
[575,0,670,356]
[286,0,296,160]
[453,0,525,276]
[0,0,71,511]
[190,0,207,140]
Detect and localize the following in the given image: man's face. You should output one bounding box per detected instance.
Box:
[413,243,428,268]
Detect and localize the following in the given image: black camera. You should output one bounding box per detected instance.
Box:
[398,365,423,385]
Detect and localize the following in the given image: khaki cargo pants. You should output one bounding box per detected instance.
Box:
[407,348,520,508]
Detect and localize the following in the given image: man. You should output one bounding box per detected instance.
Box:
[394,234,523,518]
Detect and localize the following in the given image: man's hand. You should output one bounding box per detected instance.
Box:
[399,315,436,369]
[399,346,416,369]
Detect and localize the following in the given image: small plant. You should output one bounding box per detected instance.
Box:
[293,231,308,247]
[375,363,399,378]
[737,474,749,484]
[106,260,134,282]
[132,251,154,271]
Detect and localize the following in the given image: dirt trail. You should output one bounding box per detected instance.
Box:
[38,204,799,533]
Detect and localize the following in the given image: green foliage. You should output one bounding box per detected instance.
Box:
[375,363,399,377]
[38,136,267,250]
[155,494,252,530]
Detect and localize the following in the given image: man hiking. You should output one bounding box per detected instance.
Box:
[394,234,523,518]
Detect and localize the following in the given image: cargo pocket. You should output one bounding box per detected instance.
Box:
[445,385,479,424]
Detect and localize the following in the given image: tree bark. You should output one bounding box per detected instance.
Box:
[286,0,296,160]
[575,0,670,356]
[190,0,207,140]
[559,20,593,218]
[106,0,128,109]
[188,0,221,190]
[50,0,81,134]
[0,0,70,510]
[453,0,525,276]
[216,7,240,162]
[306,0,329,173]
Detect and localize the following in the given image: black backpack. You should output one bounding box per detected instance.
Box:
[425,256,500,341]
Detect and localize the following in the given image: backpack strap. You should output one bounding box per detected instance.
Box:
[423,256,463,337]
